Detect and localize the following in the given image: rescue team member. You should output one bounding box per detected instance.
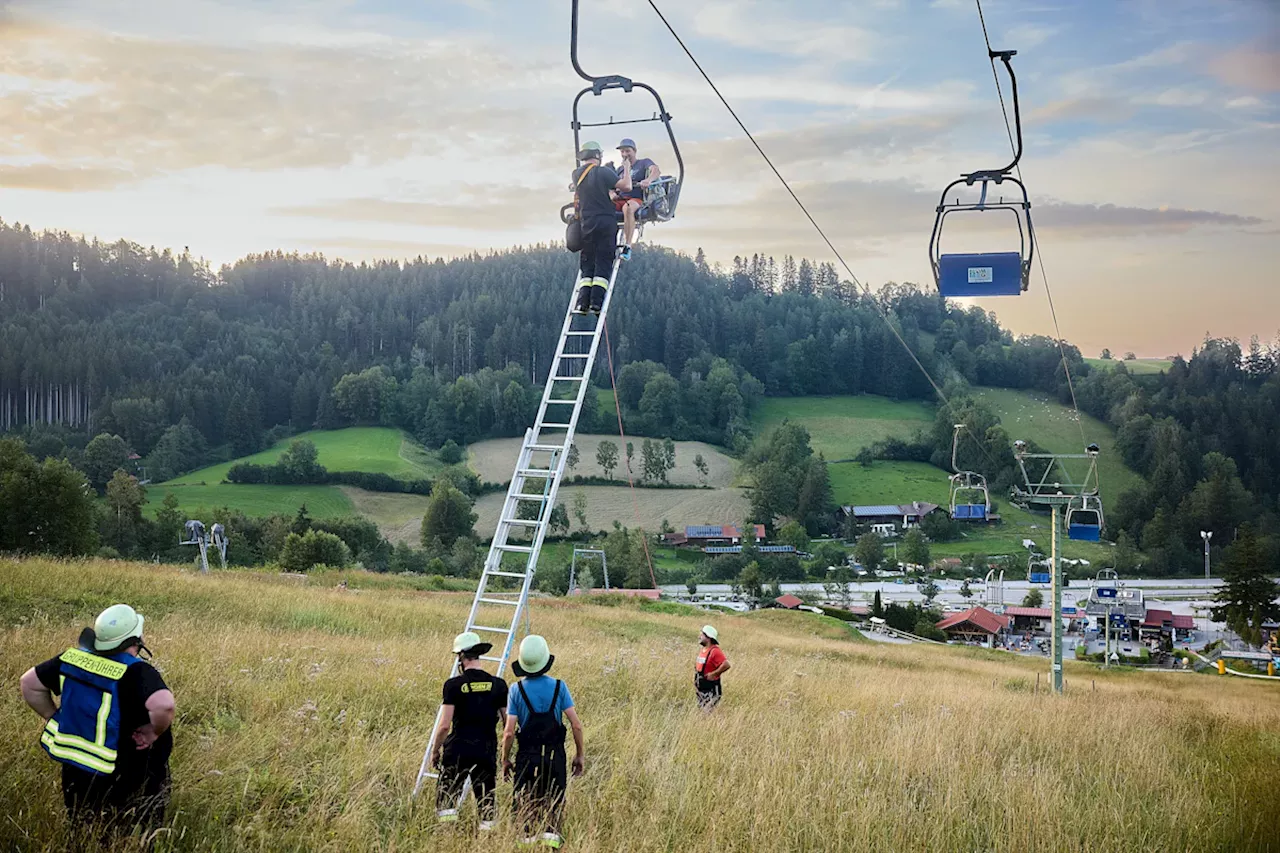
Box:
[501,635,585,849]
[612,138,660,260]
[19,604,176,842]
[431,632,509,831]
[569,140,632,315]
[695,624,730,709]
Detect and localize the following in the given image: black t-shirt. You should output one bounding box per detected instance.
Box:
[36,653,173,776]
[572,163,621,219]
[442,668,508,745]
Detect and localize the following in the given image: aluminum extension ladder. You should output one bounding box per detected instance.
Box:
[412,253,622,799]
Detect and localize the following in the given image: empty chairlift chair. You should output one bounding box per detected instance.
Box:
[1067,495,1104,542]
[928,50,1035,298]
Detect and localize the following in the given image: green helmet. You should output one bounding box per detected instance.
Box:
[512,634,554,677]
[94,604,144,652]
[578,140,603,160]
[452,631,493,656]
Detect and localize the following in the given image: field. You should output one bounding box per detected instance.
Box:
[473,485,752,540]
[970,387,1143,501]
[2,558,1275,852]
[163,427,441,485]
[751,395,935,461]
[145,482,354,520]
[466,435,737,487]
[1086,358,1174,375]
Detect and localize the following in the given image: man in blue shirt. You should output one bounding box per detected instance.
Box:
[613,138,660,261]
[501,635,584,849]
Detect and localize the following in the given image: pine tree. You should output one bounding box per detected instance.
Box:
[1211,525,1280,646]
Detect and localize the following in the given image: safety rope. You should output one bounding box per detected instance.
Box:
[975,0,1089,453]
[645,0,1009,478]
[601,315,659,589]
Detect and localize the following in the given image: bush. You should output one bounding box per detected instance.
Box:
[280,530,352,572]
[439,440,464,465]
[818,606,860,622]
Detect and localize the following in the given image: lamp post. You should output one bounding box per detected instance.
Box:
[1200,530,1212,580]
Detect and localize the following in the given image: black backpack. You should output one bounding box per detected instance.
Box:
[516,679,567,758]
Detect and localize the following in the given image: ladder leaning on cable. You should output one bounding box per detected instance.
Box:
[412,252,622,799]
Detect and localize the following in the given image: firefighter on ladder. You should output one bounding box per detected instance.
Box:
[569,141,631,316]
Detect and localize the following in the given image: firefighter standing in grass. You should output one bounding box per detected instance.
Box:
[19,604,176,846]
[501,635,585,849]
[431,631,509,831]
[695,624,730,709]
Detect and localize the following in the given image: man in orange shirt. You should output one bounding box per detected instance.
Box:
[694,625,730,709]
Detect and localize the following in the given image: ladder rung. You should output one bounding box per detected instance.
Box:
[479,655,504,663]
[496,544,534,554]
[539,423,572,429]
[527,444,566,452]
[479,597,520,606]
[551,375,585,381]
[471,624,512,634]
[565,331,595,336]
[422,771,440,780]
[558,353,590,359]
[486,570,528,579]
[502,517,541,527]
[515,468,555,478]
[513,493,549,501]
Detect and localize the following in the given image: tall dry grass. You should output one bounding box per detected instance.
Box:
[1,558,1276,852]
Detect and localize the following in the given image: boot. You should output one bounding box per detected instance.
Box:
[589,280,606,314]
[573,284,592,315]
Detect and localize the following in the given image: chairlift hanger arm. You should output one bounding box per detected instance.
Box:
[965,49,1023,182]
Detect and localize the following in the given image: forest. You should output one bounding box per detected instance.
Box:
[1,220,1278,582]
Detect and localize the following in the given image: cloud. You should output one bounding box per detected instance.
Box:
[1028,96,1134,123]
[1003,24,1058,50]
[1207,44,1280,92]
[690,0,877,60]
[274,188,559,231]
[0,163,136,191]
[0,17,557,185]
[1033,201,1264,236]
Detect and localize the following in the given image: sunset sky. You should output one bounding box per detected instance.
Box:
[1,0,1276,356]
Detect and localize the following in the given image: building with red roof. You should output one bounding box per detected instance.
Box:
[936,607,1009,646]
[774,593,804,610]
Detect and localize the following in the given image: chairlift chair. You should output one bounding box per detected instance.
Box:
[948,424,992,520]
[1066,494,1104,542]
[927,50,1035,298]
[181,519,206,546]
[560,0,685,232]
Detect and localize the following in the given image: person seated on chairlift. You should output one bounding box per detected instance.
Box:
[610,138,659,262]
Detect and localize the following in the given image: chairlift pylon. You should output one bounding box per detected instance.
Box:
[948,424,991,521]
[561,0,685,230]
[928,49,1035,298]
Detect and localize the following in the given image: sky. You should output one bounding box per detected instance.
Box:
[0,0,1277,357]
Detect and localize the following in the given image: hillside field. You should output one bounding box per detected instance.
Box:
[1085,357,1174,375]
[1,558,1275,852]
[164,427,442,485]
[751,395,935,460]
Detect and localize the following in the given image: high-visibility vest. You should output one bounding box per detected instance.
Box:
[40,648,140,775]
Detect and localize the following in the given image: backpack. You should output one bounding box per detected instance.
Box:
[515,679,567,760]
[565,165,597,253]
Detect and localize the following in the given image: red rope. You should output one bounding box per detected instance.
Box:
[601,317,659,590]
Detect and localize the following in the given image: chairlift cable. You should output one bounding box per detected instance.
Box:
[974,0,1089,453]
[645,0,1007,479]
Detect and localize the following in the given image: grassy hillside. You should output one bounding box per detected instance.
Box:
[467,435,737,488]
[971,387,1142,502]
[163,427,442,485]
[1085,358,1173,375]
[2,558,1275,852]
[752,395,935,460]
[146,482,354,520]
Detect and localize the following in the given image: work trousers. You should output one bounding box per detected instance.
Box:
[513,747,567,836]
[436,742,498,821]
[61,762,169,848]
[578,214,618,282]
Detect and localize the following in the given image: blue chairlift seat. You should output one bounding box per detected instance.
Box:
[1068,521,1101,542]
[1029,572,1051,584]
[952,504,988,520]
[937,252,1024,298]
